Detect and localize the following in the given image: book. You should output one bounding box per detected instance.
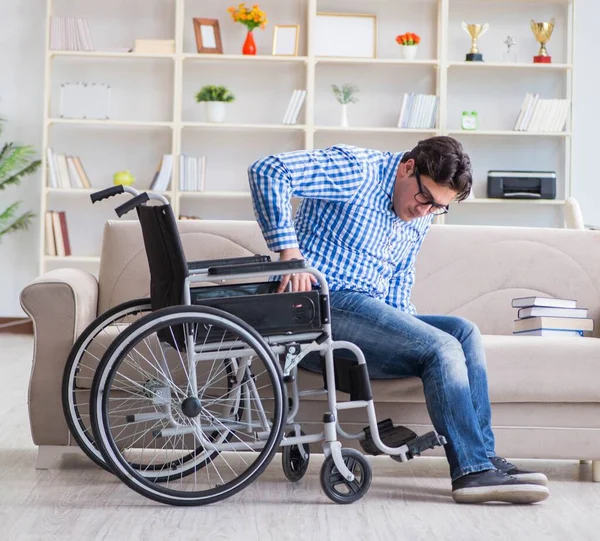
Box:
[512,296,577,309]
[518,306,588,319]
[514,329,583,337]
[58,211,72,256]
[51,211,65,257]
[513,316,594,333]
[44,212,56,256]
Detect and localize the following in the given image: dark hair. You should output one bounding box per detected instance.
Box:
[401,136,472,202]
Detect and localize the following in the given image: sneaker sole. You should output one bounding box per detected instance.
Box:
[453,484,550,504]
[512,472,548,486]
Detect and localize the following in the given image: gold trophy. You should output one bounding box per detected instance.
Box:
[462,22,489,61]
[530,18,555,63]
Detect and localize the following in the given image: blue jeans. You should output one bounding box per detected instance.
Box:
[301,290,496,480]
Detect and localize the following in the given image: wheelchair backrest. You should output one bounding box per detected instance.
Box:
[137,204,189,312]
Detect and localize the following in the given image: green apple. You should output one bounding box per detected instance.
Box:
[113,170,135,186]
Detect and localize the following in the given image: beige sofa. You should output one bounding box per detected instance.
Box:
[20,220,600,481]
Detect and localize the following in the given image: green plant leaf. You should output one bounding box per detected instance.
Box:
[195,85,235,103]
[0,208,35,238]
[0,159,41,191]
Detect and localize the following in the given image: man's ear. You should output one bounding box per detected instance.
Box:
[403,158,414,176]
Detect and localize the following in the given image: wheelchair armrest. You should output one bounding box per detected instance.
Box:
[208,259,307,276]
[188,254,271,272]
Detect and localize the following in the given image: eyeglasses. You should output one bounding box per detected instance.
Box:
[414,167,450,216]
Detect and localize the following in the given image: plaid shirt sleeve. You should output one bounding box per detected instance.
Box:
[248,145,367,252]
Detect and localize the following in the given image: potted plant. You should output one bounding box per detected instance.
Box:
[396,32,421,60]
[331,84,359,127]
[227,3,268,55]
[0,118,40,241]
[195,85,235,123]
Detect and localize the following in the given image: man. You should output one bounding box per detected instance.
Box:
[248,136,549,504]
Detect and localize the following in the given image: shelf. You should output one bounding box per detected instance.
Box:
[459,199,566,205]
[315,126,438,134]
[178,191,251,198]
[44,255,100,262]
[183,53,308,63]
[447,130,571,137]
[181,122,306,131]
[49,50,175,59]
[447,61,572,70]
[48,118,173,128]
[316,57,439,66]
[46,188,171,196]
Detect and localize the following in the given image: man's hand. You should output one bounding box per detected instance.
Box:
[277,247,318,293]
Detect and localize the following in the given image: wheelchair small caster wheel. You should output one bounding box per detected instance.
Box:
[320,448,372,504]
[282,430,310,482]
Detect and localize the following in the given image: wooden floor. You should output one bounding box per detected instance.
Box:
[2,334,600,541]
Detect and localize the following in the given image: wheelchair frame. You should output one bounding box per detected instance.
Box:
[74,185,446,505]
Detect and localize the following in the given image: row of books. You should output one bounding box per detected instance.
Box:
[512,296,593,337]
[513,94,570,132]
[282,90,307,125]
[150,155,173,192]
[179,155,206,192]
[46,148,92,189]
[44,211,72,257]
[50,16,95,51]
[396,93,438,129]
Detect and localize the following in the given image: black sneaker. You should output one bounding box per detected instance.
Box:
[490,456,548,486]
[452,469,550,504]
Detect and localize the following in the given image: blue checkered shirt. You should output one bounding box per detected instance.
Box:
[248,144,433,314]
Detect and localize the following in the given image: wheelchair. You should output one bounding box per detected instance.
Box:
[62,185,447,506]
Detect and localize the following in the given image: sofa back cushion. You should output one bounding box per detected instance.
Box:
[98,221,600,337]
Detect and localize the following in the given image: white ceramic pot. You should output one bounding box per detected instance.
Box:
[401,45,418,60]
[205,101,226,123]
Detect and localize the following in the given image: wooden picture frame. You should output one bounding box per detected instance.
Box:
[272,25,300,56]
[314,13,377,58]
[193,18,223,54]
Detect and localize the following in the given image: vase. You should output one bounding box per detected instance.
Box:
[205,102,226,123]
[401,45,418,60]
[242,31,256,55]
[340,103,348,127]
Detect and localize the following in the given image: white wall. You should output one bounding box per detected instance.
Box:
[1,0,599,317]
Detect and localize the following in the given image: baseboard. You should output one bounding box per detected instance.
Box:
[0,317,33,334]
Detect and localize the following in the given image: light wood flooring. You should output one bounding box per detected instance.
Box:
[2,334,600,541]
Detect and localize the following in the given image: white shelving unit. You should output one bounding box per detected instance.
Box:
[39,0,575,274]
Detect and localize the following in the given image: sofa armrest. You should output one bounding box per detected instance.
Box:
[20,268,99,446]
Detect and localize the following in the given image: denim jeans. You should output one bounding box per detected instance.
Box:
[301,290,496,480]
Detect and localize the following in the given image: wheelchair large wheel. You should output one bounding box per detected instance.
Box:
[90,305,286,506]
[62,298,152,471]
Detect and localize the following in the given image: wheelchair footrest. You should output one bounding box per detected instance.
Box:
[359,418,417,456]
[391,431,448,462]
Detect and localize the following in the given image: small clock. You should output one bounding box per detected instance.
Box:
[461,111,478,130]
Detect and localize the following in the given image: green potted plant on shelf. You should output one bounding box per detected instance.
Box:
[331,84,359,127]
[195,85,236,123]
[0,118,40,241]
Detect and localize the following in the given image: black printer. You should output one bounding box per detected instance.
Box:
[487,170,556,199]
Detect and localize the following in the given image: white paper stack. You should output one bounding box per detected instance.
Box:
[150,155,173,192]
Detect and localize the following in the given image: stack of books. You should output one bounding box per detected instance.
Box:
[178,155,206,192]
[46,148,92,189]
[50,16,94,51]
[45,211,71,257]
[512,296,594,337]
[282,90,307,125]
[513,93,570,132]
[149,155,173,192]
[397,93,438,129]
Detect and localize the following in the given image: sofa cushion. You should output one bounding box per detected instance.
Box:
[297,335,600,404]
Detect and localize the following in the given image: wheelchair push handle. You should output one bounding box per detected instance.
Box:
[90,185,140,204]
[115,192,150,217]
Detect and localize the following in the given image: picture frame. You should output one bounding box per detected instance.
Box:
[272,25,300,56]
[193,18,223,54]
[314,12,377,58]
